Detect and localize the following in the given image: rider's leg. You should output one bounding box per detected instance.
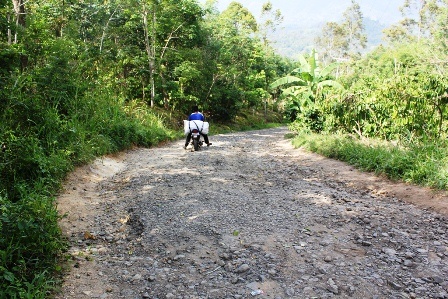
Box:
[185,133,192,148]
[202,134,211,146]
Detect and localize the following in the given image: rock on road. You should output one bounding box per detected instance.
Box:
[56,127,448,299]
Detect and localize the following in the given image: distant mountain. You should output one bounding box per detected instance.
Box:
[204,0,406,58]
[269,17,387,58]
[268,25,317,59]
[364,18,386,49]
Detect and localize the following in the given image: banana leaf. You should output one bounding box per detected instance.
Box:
[270,76,306,89]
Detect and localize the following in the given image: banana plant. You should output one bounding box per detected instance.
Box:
[270,49,343,105]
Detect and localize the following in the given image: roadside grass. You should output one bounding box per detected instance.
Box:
[290,131,448,190]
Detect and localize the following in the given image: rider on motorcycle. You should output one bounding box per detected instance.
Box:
[184,105,212,149]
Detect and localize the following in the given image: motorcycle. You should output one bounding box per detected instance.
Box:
[190,128,204,151]
[184,120,209,151]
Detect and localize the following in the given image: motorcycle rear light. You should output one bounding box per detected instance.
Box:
[192,129,199,133]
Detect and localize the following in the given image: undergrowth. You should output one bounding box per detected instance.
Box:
[291,130,448,190]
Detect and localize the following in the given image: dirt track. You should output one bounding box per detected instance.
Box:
[56,127,448,299]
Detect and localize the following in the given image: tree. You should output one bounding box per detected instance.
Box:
[383,0,427,43]
[271,50,343,100]
[11,0,25,43]
[259,1,283,47]
[422,0,448,49]
[383,22,415,44]
[219,1,257,33]
[200,1,259,120]
[315,21,348,64]
[315,0,366,64]
[141,0,157,107]
[342,0,366,57]
[383,0,448,73]
[259,1,283,115]
[383,0,448,44]
[84,0,205,107]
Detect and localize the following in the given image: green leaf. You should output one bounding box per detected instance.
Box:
[308,49,318,77]
[3,271,15,283]
[298,55,310,73]
[320,62,339,78]
[318,80,344,90]
[282,86,308,97]
[270,76,305,89]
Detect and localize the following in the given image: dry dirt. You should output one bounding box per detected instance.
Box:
[55,127,448,299]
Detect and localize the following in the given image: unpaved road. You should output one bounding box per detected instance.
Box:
[56,127,448,299]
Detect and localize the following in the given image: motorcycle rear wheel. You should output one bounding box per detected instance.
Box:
[193,139,199,151]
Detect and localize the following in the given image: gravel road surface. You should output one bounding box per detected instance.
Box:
[56,127,448,299]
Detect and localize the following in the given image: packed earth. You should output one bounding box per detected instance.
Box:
[55,127,448,299]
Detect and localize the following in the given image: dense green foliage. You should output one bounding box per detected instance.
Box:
[276,0,447,141]
[0,0,289,297]
[322,40,448,141]
[276,0,448,188]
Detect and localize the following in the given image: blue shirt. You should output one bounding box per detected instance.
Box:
[188,112,205,121]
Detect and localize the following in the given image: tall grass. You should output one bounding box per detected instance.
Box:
[0,193,62,299]
[291,131,448,189]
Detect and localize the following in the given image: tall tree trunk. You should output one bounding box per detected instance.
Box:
[12,0,26,43]
[142,4,156,108]
[12,0,27,70]
[151,7,156,108]
[100,7,118,52]
[7,12,12,45]
[159,69,169,108]
[158,23,184,109]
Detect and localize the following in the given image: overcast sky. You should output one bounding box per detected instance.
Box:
[200,0,404,26]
